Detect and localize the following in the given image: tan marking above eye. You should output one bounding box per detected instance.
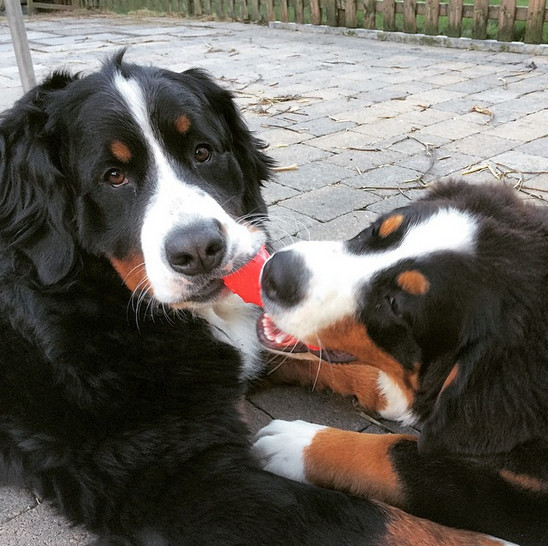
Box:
[397,270,430,295]
[110,140,132,163]
[378,214,404,238]
[175,115,191,134]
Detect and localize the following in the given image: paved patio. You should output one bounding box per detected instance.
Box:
[1,14,547,544]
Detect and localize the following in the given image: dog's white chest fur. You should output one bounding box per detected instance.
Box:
[197,294,264,381]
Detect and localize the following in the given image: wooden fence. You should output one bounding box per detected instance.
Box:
[28,0,548,43]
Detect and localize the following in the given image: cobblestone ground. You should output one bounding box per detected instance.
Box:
[1,15,547,544]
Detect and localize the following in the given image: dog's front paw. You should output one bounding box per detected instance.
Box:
[251,420,326,483]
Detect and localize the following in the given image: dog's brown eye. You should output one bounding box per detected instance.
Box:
[194,145,212,163]
[104,169,128,187]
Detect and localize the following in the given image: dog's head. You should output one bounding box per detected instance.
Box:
[259,181,548,456]
[0,52,272,307]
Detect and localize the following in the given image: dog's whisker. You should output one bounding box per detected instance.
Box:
[161,303,175,325]
[265,359,285,375]
[266,214,313,247]
[125,261,146,283]
[311,336,324,392]
[265,345,299,375]
[130,278,156,329]
[235,212,268,231]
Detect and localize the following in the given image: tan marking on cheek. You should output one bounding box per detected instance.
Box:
[383,504,504,545]
[109,254,151,294]
[304,318,418,411]
[397,270,430,295]
[379,214,404,238]
[304,430,415,506]
[175,115,191,134]
[310,319,394,369]
[499,469,548,493]
[110,140,132,163]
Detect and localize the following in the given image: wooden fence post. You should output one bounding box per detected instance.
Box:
[279,0,289,21]
[265,0,274,20]
[472,0,489,39]
[249,0,260,20]
[363,0,376,28]
[214,0,224,18]
[447,0,463,37]
[326,0,337,26]
[310,0,321,24]
[424,0,440,35]
[498,0,516,41]
[525,0,545,43]
[345,0,357,27]
[383,0,396,31]
[295,0,305,23]
[403,0,417,34]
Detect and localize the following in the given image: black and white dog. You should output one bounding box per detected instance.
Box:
[254,181,548,546]
[0,53,509,545]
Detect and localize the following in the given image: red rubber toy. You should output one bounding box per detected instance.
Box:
[222,246,270,306]
[223,247,321,352]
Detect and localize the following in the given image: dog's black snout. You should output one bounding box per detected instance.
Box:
[165,220,226,276]
[261,250,310,307]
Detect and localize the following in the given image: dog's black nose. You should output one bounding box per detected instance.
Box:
[261,250,309,307]
[165,220,226,276]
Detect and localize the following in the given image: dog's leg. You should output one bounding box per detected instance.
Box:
[253,421,413,506]
[266,358,416,424]
[253,421,540,544]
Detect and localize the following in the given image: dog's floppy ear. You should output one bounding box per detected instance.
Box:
[181,68,274,217]
[0,72,78,285]
[419,340,540,457]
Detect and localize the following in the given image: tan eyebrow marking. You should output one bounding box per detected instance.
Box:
[175,114,191,134]
[378,214,404,238]
[397,270,430,295]
[110,140,132,163]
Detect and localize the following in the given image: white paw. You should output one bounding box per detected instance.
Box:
[251,420,327,483]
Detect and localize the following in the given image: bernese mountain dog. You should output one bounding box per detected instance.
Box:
[0,54,508,544]
[253,181,548,546]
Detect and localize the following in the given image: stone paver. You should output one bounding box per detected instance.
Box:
[1,13,548,544]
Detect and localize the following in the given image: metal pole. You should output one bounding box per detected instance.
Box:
[4,0,36,93]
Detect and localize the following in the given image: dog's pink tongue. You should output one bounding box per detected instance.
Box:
[222,246,270,306]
